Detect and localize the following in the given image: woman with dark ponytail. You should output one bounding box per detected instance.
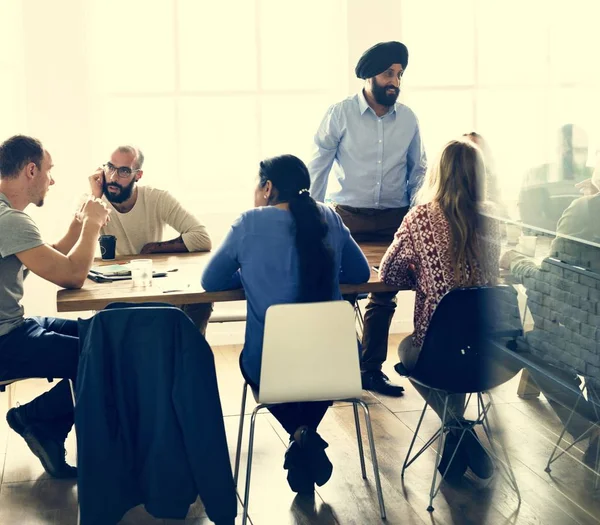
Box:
[202,154,370,493]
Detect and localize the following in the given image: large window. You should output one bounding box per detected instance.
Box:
[0,1,25,140]
[400,0,600,216]
[85,0,347,215]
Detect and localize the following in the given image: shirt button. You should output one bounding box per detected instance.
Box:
[377,160,381,164]
[377,182,380,185]
[378,139,382,143]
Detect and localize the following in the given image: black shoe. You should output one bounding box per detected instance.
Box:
[437,432,468,483]
[6,407,27,436]
[284,440,314,494]
[6,407,77,479]
[461,429,494,479]
[298,428,333,487]
[362,370,405,397]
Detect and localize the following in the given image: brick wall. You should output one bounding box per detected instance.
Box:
[522,257,600,382]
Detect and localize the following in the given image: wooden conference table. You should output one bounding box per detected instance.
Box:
[56,242,401,313]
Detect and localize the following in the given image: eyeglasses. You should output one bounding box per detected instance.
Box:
[103,162,139,179]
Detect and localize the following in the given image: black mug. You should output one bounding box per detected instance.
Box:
[98,235,116,260]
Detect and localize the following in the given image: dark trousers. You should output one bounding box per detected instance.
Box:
[334,204,409,372]
[0,317,79,442]
[181,302,213,336]
[239,354,331,436]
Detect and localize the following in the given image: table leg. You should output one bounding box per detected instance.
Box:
[517,369,541,399]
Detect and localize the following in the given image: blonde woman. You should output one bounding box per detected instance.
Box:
[380,139,500,481]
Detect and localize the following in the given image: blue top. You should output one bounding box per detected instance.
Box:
[308,91,427,209]
[201,203,371,384]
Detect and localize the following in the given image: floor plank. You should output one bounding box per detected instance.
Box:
[2,339,600,524]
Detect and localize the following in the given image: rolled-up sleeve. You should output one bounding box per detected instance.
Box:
[158,191,212,252]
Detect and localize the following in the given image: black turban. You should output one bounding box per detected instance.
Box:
[355,41,409,79]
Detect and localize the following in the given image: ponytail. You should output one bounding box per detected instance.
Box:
[289,190,335,302]
[258,155,335,303]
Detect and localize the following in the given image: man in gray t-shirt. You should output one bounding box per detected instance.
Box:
[0,135,109,478]
[0,195,45,335]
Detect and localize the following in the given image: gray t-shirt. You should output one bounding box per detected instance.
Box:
[0,193,44,336]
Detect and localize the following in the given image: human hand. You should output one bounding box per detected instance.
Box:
[88,167,105,199]
[80,197,110,227]
[499,249,519,270]
[139,242,157,255]
[575,178,599,196]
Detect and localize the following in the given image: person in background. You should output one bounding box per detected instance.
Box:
[88,145,213,334]
[202,154,370,494]
[501,157,600,467]
[308,41,427,397]
[0,135,110,478]
[519,124,593,234]
[381,139,499,481]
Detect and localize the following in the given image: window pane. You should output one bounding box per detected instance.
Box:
[0,71,25,140]
[477,89,548,211]
[87,0,175,93]
[477,0,548,87]
[261,95,333,163]
[401,0,475,87]
[178,97,259,213]
[0,0,22,67]
[549,1,600,85]
[178,0,258,91]
[90,97,177,186]
[259,0,346,91]
[402,90,474,160]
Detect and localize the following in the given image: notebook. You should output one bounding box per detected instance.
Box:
[88,264,167,283]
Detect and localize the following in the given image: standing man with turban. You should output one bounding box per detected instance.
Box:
[308,41,427,397]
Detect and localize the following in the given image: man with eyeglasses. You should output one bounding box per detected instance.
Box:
[88,145,213,334]
[308,41,427,397]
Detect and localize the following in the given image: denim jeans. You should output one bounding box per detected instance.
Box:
[0,317,79,441]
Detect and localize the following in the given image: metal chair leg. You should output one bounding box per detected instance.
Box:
[352,401,367,479]
[68,379,80,525]
[427,395,449,512]
[546,385,585,472]
[234,382,249,487]
[354,303,365,340]
[242,405,263,525]
[8,383,13,409]
[356,399,386,520]
[402,396,431,476]
[480,392,520,502]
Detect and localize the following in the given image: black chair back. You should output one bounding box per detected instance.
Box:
[410,285,523,394]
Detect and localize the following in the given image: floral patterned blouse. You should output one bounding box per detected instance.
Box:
[380,201,500,348]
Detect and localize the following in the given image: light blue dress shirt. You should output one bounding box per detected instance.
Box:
[308,91,427,209]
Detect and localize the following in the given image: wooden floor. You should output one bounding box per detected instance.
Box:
[1,334,600,524]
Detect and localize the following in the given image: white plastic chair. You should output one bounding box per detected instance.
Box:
[233,301,386,525]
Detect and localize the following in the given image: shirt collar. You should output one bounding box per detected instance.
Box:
[357,89,398,117]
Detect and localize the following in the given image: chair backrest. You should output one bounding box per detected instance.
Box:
[410,285,523,394]
[258,301,362,404]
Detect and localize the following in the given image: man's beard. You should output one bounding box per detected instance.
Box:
[372,79,400,107]
[103,177,136,204]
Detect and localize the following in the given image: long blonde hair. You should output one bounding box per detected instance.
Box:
[417,139,495,286]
